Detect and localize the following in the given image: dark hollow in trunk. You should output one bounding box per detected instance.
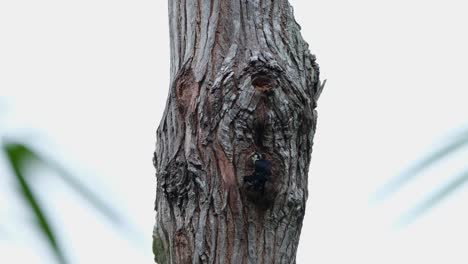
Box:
[153,0,324,263]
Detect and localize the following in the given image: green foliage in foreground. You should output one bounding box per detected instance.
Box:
[377,128,468,225]
[4,143,67,264]
[2,141,125,264]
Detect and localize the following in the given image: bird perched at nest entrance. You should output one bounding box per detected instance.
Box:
[243,152,272,192]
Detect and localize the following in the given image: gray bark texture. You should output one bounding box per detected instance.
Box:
[153,0,323,263]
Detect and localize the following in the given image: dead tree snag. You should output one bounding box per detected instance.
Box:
[153,1,324,263]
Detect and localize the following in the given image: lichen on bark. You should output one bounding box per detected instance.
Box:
[154,0,324,263]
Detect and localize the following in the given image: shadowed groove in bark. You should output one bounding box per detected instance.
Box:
[154,0,323,263]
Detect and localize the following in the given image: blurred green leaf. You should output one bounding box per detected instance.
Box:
[376,127,468,224]
[398,170,468,226]
[7,140,124,226]
[377,131,468,200]
[37,155,124,227]
[3,142,67,264]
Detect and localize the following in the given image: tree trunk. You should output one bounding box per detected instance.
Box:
[153,0,323,263]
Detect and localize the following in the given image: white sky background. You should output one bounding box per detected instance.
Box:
[1,0,468,263]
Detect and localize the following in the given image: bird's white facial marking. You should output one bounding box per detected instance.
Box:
[251,153,261,163]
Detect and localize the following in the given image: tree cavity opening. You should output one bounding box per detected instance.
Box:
[252,74,276,94]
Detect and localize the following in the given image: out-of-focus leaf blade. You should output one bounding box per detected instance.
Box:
[398,170,468,226]
[6,140,124,227]
[48,162,124,226]
[3,142,67,264]
[35,152,124,227]
[376,132,468,200]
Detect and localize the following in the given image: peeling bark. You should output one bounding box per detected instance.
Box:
[154,0,323,263]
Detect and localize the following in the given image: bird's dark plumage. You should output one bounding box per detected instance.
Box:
[244,153,272,192]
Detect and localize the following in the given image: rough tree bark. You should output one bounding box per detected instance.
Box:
[153,0,324,263]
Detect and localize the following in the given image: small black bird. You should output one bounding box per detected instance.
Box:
[244,153,272,192]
